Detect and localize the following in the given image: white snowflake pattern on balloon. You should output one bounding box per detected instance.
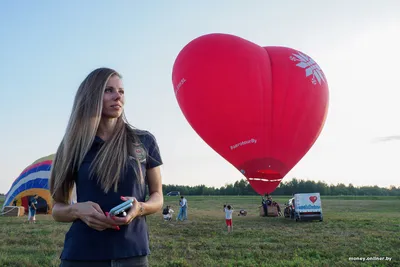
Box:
[290,52,326,85]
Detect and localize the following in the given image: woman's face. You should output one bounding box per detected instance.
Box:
[102,75,125,118]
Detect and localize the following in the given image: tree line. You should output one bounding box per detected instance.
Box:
[162,178,400,196]
[1,178,398,197]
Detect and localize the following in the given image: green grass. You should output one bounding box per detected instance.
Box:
[1,195,399,266]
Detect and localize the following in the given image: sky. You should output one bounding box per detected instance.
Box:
[1,1,400,194]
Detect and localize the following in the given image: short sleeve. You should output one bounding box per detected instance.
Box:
[145,132,163,169]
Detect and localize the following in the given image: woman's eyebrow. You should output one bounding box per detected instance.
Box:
[105,86,124,90]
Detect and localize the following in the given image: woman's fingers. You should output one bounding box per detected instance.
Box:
[87,215,119,231]
[87,221,108,231]
[87,207,114,226]
[90,202,105,214]
[109,196,138,225]
[108,210,132,225]
[124,204,138,223]
[79,202,119,230]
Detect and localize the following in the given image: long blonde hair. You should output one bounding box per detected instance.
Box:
[49,67,144,204]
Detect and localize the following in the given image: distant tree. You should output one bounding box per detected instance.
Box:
[161,177,400,196]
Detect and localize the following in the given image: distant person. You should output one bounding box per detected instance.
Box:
[261,194,268,216]
[272,201,283,216]
[181,196,188,220]
[162,205,174,221]
[13,199,17,206]
[49,67,164,267]
[267,196,272,205]
[224,205,234,233]
[177,196,188,221]
[291,198,296,218]
[28,194,39,224]
[177,198,183,221]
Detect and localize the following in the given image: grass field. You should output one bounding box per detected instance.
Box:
[0,195,399,267]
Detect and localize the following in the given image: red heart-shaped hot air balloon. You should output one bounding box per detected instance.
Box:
[172,33,329,195]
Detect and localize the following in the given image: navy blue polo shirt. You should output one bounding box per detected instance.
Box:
[60,130,162,261]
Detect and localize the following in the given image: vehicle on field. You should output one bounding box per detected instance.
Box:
[166,191,180,196]
[286,193,323,222]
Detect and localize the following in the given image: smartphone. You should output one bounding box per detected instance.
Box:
[109,199,134,216]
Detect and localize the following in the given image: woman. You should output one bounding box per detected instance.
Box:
[49,67,163,267]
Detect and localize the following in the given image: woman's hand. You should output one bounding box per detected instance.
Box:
[74,201,119,231]
[109,196,140,226]
[108,167,163,226]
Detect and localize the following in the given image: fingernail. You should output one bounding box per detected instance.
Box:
[111,216,116,220]
[105,212,109,216]
[114,226,120,230]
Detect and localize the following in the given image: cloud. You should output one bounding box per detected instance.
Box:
[372,136,400,143]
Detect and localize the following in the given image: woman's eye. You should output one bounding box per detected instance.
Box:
[105,88,112,92]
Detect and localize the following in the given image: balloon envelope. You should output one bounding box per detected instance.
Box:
[172,33,329,195]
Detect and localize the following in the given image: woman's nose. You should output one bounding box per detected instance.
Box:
[113,91,122,100]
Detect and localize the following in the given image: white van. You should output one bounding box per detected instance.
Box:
[291,193,323,222]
